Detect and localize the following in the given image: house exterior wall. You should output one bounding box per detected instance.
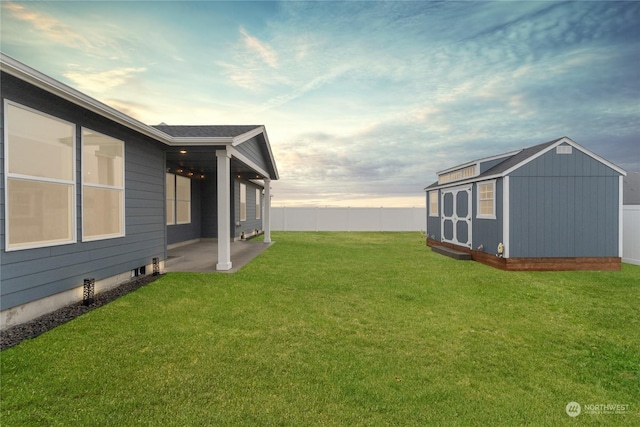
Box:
[200,175,219,238]
[508,145,620,258]
[235,136,270,174]
[1,72,166,311]
[167,178,202,245]
[233,179,262,239]
[472,179,503,254]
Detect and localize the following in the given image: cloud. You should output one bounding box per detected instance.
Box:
[239,26,278,68]
[63,66,146,94]
[2,2,91,49]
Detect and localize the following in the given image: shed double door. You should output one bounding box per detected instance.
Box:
[441,185,472,248]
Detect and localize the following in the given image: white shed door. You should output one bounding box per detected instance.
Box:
[440,185,472,248]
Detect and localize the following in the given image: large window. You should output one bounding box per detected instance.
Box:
[240,183,247,221]
[5,102,75,250]
[82,129,124,240]
[428,191,438,217]
[166,174,191,225]
[477,180,496,219]
[256,188,261,220]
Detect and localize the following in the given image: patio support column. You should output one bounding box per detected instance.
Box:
[216,149,232,271]
[264,178,272,243]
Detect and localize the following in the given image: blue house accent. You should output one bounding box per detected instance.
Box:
[0,53,279,328]
[425,137,626,270]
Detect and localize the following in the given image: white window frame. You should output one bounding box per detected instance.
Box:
[240,183,247,221]
[4,100,77,251]
[256,188,261,220]
[81,128,125,241]
[476,180,496,219]
[428,191,439,217]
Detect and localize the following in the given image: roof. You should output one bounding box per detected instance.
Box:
[153,125,262,138]
[425,136,625,190]
[624,171,640,205]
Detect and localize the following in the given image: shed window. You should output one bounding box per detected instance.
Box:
[166,173,175,225]
[5,101,76,250]
[256,188,261,220]
[82,129,124,241]
[429,191,438,217]
[240,183,247,221]
[477,180,496,219]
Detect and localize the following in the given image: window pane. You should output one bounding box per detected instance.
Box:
[167,199,175,225]
[83,187,124,239]
[7,178,74,248]
[7,104,74,181]
[83,130,124,186]
[166,173,175,199]
[177,200,190,224]
[176,176,190,201]
[480,200,493,215]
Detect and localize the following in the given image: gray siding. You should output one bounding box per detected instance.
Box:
[426,191,440,240]
[509,145,620,257]
[233,180,263,238]
[472,179,503,254]
[235,136,269,174]
[167,178,202,245]
[1,72,166,310]
[200,177,219,238]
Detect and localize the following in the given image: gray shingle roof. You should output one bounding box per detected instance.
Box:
[477,137,563,178]
[152,125,261,138]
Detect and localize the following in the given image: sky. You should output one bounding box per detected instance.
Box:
[1,0,639,207]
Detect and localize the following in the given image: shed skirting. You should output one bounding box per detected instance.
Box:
[426,238,621,271]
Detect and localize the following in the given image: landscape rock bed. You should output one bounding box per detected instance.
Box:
[1,275,161,350]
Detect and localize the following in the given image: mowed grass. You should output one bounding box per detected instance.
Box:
[1,232,638,426]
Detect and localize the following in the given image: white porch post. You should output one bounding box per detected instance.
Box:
[216,149,232,270]
[263,178,272,243]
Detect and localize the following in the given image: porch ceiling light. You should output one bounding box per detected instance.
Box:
[179,149,187,154]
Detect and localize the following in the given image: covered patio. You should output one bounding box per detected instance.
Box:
[165,239,273,273]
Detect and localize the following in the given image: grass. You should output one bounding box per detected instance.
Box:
[1,232,639,426]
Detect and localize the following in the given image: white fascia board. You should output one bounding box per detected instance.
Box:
[232,125,280,180]
[167,137,234,146]
[1,53,173,145]
[229,146,271,179]
[231,126,265,146]
[426,174,503,191]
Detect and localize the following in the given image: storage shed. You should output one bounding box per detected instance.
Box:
[425,137,626,270]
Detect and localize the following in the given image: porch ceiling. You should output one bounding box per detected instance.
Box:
[166,148,267,180]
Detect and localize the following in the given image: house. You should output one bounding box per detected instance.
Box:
[425,137,626,271]
[0,53,279,329]
[622,172,640,265]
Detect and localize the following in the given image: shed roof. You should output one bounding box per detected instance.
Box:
[425,136,625,190]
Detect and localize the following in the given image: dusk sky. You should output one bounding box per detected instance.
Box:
[2,1,639,207]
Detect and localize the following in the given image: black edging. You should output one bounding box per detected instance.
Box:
[0,274,162,350]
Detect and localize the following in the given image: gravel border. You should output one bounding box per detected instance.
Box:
[1,274,161,350]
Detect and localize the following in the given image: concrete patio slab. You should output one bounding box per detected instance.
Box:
[165,239,273,273]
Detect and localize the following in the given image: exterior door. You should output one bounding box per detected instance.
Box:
[441,185,472,248]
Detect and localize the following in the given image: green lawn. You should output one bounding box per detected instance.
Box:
[1,232,638,426]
